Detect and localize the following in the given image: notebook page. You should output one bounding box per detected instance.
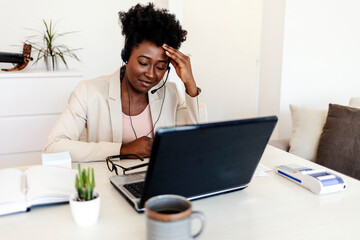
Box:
[0,169,27,215]
[254,164,271,177]
[25,166,76,207]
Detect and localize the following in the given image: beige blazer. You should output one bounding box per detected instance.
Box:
[44,69,207,162]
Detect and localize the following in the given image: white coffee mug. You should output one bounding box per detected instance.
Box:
[145,194,206,240]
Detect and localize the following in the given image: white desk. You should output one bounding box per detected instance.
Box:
[1,146,359,240]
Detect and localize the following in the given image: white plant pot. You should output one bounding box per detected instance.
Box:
[44,55,57,71]
[69,192,101,227]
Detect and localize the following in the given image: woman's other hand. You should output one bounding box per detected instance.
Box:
[162,44,198,97]
[120,136,153,158]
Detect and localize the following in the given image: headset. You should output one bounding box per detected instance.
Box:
[151,63,170,94]
[121,41,171,139]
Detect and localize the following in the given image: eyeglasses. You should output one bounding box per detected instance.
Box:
[106,154,149,175]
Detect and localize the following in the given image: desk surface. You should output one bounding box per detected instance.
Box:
[1,146,359,240]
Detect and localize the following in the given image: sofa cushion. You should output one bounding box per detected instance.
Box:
[289,105,328,161]
[316,104,360,179]
[349,97,360,108]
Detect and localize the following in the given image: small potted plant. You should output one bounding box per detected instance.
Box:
[69,163,100,227]
[25,19,81,71]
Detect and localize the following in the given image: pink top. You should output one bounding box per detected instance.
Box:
[122,104,154,144]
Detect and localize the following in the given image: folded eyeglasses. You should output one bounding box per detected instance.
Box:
[106,154,149,175]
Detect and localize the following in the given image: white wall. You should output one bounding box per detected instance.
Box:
[258,0,286,139]
[182,0,262,122]
[279,0,360,139]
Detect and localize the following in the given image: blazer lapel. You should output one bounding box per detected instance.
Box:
[108,69,122,143]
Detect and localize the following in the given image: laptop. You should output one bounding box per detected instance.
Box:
[109,116,277,212]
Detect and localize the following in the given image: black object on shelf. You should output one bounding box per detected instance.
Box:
[1,44,33,71]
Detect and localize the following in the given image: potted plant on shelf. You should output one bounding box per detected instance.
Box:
[69,163,100,227]
[25,19,81,71]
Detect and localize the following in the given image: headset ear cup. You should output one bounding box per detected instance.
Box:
[121,48,126,62]
[121,39,130,62]
[121,47,129,62]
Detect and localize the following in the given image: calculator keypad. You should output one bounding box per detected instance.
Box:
[277,164,312,172]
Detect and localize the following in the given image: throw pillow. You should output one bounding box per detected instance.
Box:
[289,105,328,161]
[316,104,360,180]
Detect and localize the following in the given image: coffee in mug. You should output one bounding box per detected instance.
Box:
[145,194,205,240]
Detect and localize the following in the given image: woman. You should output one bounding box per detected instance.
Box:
[44,3,206,162]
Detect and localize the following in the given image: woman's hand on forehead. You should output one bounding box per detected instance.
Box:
[162,44,198,97]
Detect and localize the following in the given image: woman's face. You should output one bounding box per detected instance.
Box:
[125,40,168,94]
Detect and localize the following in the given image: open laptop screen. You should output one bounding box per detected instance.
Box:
[139,116,277,207]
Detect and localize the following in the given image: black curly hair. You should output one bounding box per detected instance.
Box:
[118,3,187,63]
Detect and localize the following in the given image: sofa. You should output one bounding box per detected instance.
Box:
[269,97,360,180]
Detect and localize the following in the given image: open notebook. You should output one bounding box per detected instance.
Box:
[0,166,76,216]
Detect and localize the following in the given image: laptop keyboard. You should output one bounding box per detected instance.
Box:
[123,181,145,198]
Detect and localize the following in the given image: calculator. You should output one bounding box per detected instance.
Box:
[274,164,346,194]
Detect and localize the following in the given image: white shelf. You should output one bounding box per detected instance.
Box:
[0,70,83,79]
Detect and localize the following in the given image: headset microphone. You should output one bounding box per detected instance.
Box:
[151,65,171,94]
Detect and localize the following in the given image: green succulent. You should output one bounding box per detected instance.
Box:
[75,163,96,201]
